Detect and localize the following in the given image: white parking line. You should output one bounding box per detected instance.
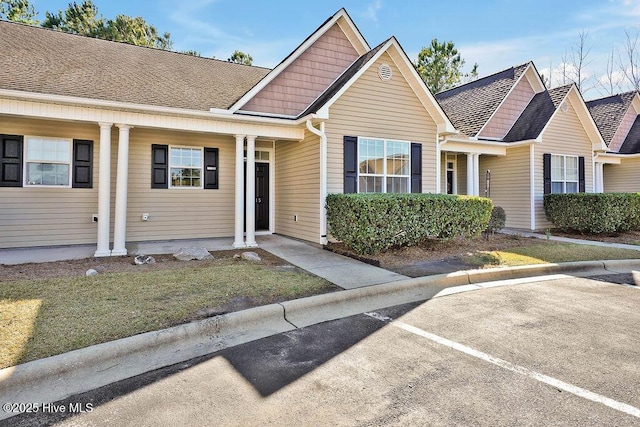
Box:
[365,313,640,419]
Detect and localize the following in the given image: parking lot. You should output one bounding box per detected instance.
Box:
[8,274,640,426]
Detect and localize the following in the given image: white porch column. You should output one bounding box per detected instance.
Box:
[94,122,112,257]
[245,135,258,247]
[595,162,604,193]
[233,135,246,248]
[466,153,474,196]
[112,124,131,256]
[473,154,480,196]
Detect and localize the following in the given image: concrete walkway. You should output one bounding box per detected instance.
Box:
[502,228,640,251]
[0,234,408,290]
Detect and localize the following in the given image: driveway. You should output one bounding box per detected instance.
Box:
[6,274,640,426]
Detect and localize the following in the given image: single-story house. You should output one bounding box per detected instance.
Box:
[435,63,606,230]
[586,91,640,192]
[0,8,456,254]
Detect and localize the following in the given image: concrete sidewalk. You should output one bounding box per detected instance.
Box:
[502,228,640,251]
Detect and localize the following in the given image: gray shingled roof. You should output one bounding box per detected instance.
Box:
[503,85,571,142]
[435,63,530,136]
[585,91,636,146]
[0,20,270,111]
[619,115,640,154]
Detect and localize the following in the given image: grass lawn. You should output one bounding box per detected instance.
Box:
[0,254,336,369]
[464,243,640,268]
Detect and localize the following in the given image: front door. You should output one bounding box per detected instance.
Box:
[255,163,269,230]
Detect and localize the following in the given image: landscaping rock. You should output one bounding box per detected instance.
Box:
[241,251,261,262]
[173,247,214,261]
[134,255,156,265]
[85,269,98,276]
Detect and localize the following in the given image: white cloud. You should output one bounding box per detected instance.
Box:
[363,0,382,23]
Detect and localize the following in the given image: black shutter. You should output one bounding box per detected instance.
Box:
[151,144,168,189]
[543,153,551,194]
[410,143,422,193]
[203,147,219,189]
[0,134,23,187]
[343,136,358,193]
[72,139,93,188]
[578,156,585,193]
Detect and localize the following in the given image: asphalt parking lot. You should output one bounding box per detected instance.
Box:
[6,274,640,426]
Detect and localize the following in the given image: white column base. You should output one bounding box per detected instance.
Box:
[111,249,127,256]
[232,242,247,249]
[245,241,259,248]
[93,250,112,257]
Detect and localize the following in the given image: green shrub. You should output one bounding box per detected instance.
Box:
[543,193,640,234]
[486,206,506,233]
[326,193,493,255]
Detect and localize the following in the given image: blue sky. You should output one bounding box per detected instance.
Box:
[30,0,640,99]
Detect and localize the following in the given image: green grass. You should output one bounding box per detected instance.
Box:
[0,263,335,369]
[464,243,640,268]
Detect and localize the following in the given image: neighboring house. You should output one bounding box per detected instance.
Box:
[436,63,605,230]
[586,91,640,192]
[0,9,454,254]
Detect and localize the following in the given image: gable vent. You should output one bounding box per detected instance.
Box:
[378,64,392,81]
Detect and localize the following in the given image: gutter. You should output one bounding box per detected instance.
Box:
[306,120,328,244]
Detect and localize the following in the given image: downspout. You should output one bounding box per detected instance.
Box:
[530,143,536,230]
[306,120,328,245]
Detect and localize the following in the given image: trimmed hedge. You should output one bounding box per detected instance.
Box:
[543,193,640,234]
[326,193,493,255]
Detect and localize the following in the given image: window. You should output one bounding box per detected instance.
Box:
[25,137,71,186]
[170,147,202,188]
[358,138,410,193]
[551,154,578,194]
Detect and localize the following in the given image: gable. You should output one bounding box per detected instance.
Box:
[540,94,592,155]
[479,75,536,139]
[610,104,637,152]
[238,23,360,117]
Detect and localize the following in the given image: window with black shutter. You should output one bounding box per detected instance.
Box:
[343,136,358,193]
[203,147,219,189]
[0,134,23,187]
[410,143,422,193]
[72,139,93,188]
[151,144,169,189]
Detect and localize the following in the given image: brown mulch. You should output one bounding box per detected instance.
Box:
[0,249,289,283]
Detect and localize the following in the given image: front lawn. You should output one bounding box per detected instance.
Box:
[0,250,337,369]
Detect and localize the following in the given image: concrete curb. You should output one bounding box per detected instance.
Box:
[2,259,640,420]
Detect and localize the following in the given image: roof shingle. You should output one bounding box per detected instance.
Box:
[435,63,530,136]
[619,115,640,154]
[585,91,636,146]
[0,20,270,111]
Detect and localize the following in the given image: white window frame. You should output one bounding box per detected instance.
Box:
[169,145,204,189]
[551,154,579,194]
[357,137,411,193]
[23,136,73,188]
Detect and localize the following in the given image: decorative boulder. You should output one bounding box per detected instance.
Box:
[134,255,156,265]
[173,247,214,261]
[85,269,98,276]
[241,251,261,262]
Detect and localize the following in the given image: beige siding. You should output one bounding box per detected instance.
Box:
[479,77,535,139]
[274,131,320,243]
[457,155,468,195]
[125,129,235,242]
[479,147,531,229]
[534,102,594,229]
[325,52,438,195]
[0,116,101,248]
[610,106,636,152]
[241,24,358,117]
[604,159,640,192]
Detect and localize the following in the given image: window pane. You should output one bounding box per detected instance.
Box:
[358,139,384,174]
[387,177,409,193]
[551,182,564,194]
[26,138,69,162]
[359,176,383,193]
[566,156,578,181]
[551,155,564,180]
[27,163,69,186]
[566,182,578,193]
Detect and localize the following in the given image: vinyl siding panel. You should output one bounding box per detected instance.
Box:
[0,116,100,248]
[125,129,235,242]
[326,52,438,195]
[535,102,594,229]
[274,130,320,243]
[603,159,640,192]
[479,146,531,229]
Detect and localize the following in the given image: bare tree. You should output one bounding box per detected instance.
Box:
[619,29,640,91]
[597,48,623,96]
[565,30,594,93]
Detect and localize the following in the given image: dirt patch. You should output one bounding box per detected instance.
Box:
[0,248,288,283]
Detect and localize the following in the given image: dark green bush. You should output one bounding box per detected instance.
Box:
[543,193,640,234]
[326,193,493,255]
[486,206,506,233]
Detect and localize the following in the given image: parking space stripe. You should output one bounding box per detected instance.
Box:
[366,314,640,419]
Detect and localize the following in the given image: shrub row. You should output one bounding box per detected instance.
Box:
[326,193,493,255]
[543,193,640,234]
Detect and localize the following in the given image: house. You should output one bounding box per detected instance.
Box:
[586,91,640,192]
[436,63,606,230]
[0,9,455,255]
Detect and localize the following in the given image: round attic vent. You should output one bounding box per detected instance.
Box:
[560,102,569,113]
[378,64,392,81]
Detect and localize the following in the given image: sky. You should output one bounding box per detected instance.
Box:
[29,0,640,100]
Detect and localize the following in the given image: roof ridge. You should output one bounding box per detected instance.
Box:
[437,61,531,96]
